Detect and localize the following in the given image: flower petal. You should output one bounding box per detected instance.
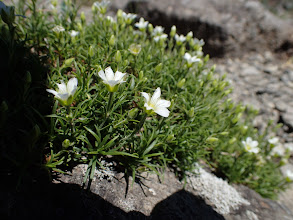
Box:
[184,53,191,60]
[57,82,67,94]
[107,80,119,87]
[144,103,154,111]
[105,67,115,81]
[46,89,58,96]
[155,107,170,117]
[141,92,150,103]
[251,141,258,148]
[156,99,171,108]
[114,71,126,82]
[98,70,107,82]
[251,147,260,154]
[57,93,69,101]
[67,78,78,96]
[151,87,161,103]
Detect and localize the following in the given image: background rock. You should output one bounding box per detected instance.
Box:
[111,0,293,58]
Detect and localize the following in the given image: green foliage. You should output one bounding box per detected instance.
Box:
[1,0,291,198]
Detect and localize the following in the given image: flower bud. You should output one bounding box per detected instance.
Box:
[88,45,94,57]
[62,139,71,149]
[77,22,83,31]
[112,50,121,62]
[229,137,236,144]
[166,134,175,142]
[130,77,135,90]
[155,63,163,73]
[186,31,193,42]
[188,107,195,118]
[109,35,115,46]
[179,46,185,56]
[177,78,186,88]
[123,60,129,66]
[220,131,229,136]
[80,11,86,24]
[117,9,123,18]
[139,71,144,80]
[25,71,32,84]
[206,137,219,143]
[148,23,153,33]
[1,4,15,25]
[64,58,75,67]
[170,25,176,37]
[128,108,139,119]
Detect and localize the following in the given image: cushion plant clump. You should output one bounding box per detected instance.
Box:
[1,0,291,199]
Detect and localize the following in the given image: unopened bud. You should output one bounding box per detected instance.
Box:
[229,137,237,144]
[188,107,195,118]
[88,45,94,57]
[62,139,71,149]
[155,63,163,73]
[114,50,122,63]
[109,35,115,46]
[170,25,176,37]
[128,108,139,119]
[206,137,219,143]
[80,11,86,24]
[148,23,153,33]
[166,134,175,142]
[64,58,74,66]
[177,78,186,88]
[25,71,32,84]
[186,31,193,42]
[139,71,144,80]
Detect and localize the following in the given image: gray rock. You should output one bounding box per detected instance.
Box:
[110,0,293,58]
[54,164,293,220]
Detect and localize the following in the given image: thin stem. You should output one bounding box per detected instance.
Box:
[106,92,114,116]
[66,105,75,133]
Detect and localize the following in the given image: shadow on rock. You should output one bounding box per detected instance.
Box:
[0,181,225,220]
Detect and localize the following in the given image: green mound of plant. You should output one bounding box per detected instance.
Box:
[1,0,292,199]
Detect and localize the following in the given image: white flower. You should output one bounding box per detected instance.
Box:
[53,25,65,33]
[184,53,201,67]
[135,17,149,30]
[128,43,142,56]
[98,67,127,92]
[175,34,186,44]
[141,87,171,117]
[286,170,293,181]
[270,144,285,157]
[92,0,110,14]
[46,78,78,106]
[268,137,279,145]
[242,137,259,154]
[154,34,168,42]
[122,12,137,24]
[106,16,115,23]
[69,30,79,37]
[152,26,164,36]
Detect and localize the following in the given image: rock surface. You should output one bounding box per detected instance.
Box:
[55,164,293,220]
[111,0,293,57]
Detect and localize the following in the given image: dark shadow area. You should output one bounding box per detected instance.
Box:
[0,20,52,191]
[151,190,225,220]
[0,179,225,220]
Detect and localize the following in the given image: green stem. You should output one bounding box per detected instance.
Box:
[106,92,114,116]
[66,106,75,133]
